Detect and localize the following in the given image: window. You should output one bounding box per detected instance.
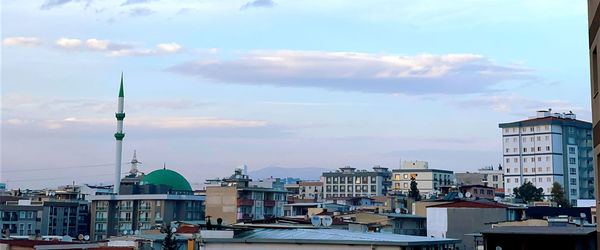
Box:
[508,188,512,193]
[403,174,408,179]
[569,147,577,154]
[530,138,534,142]
[537,147,541,152]
[538,157,542,162]
[348,185,353,191]
[531,147,534,152]
[513,148,517,152]
[571,189,577,195]
[524,168,528,173]
[355,178,361,184]
[530,127,534,132]
[20,211,25,219]
[545,125,550,131]
[523,148,527,152]
[538,167,542,172]
[546,146,550,151]
[532,157,535,162]
[514,168,518,173]
[514,158,518,163]
[570,178,577,185]
[537,136,541,141]
[506,158,509,163]
[333,177,338,184]
[524,158,527,163]
[515,178,519,183]
[545,135,549,141]
[395,174,400,181]
[513,138,517,142]
[403,183,408,188]
[569,158,576,164]
[371,185,376,192]
[507,168,510,173]
[547,177,551,182]
[570,168,577,175]
[546,156,551,161]
[395,183,400,190]
[507,178,511,183]
[333,185,338,192]
[340,177,346,184]
[538,178,542,183]
[493,175,498,181]
[531,167,535,172]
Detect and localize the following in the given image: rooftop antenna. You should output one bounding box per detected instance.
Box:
[129,150,142,176]
[163,162,166,170]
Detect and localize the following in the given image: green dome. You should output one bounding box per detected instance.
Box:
[139,169,192,191]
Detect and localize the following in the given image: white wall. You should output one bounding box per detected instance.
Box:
[426,207,448,238]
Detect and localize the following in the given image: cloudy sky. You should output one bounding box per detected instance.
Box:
[1,0,592,189]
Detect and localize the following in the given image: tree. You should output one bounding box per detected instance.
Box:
[551,182,570,207]
[408,177,421,201]
[161,224,179,250]
[513,182,543,203]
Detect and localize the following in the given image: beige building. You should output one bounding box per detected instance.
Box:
[298,182,323,201]
[391,161,454,198]
[588,0,600,233]
[205,169,288,225]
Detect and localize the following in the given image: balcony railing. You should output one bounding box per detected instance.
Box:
[237,198,254,206]
[118,218,132,222]
[138,217,151,222]
[120,206,133,210]
[95,229,106,233]
[96,217,107,222]
[96,206,107,211]
[139,205,151,210]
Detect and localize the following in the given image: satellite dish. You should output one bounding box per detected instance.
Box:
[458,193,464,198]
[77,234,84,240]
[134,230,140,235]
[171,227,177,233]
[123,230,128,235]
[84,235,90,241]
[311,215,321,227]
[322,216,333,227]
[61,235,73,242]
[580,213,587,218]
[395,208,401,214]
[465,192,471,198]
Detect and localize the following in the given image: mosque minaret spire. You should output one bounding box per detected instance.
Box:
[113,73,126,194]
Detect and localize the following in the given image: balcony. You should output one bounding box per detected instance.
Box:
[264,200,276,207]
[139,205,151,210]
[237,198,254,206]
[120,206,133,211]
[96,206,107,211]
[138,217,151,222]
[96,217,107,222]
[95,229,106,233]
[118,218,132,222]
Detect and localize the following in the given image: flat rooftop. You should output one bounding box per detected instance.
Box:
[481,226,596,236]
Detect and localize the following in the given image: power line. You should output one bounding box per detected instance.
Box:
[3,163,115,173]
[5,171,129,183]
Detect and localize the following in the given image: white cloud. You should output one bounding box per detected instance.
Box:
[107,42,183,57]
[156,43,182,54]
[3,37,42,47]
[56,37,83,49]
[85,39,110,50]
[169,50,533,95]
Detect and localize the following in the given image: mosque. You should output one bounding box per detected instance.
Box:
[89,74,204,240]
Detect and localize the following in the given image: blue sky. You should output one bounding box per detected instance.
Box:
[1,0,592,189]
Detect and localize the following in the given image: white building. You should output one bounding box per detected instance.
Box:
[391,161,454,198]
[499,110,594,204]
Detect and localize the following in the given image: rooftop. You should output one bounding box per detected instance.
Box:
[481,226,596,236]
[299,182,323,186]
[204,228,460,246]
[428,200,512,209]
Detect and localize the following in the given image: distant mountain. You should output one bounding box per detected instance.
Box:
[248,167,333,181]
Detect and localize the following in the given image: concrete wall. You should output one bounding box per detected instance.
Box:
[427,207,506,250]
[205,186,238,225]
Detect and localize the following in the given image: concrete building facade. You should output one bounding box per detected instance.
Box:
[391,161,454,198]
[321,166,392,198]
[499,110,594,204]
[587,0,600,233]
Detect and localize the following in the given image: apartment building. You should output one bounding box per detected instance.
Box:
[205,169,288,225]
[391,161,454,198]
[298,182,324,201]
[479,165,504,189]
[89,168,204,241]
[587,0,600,233]
[0,199,89,238]
[499,110,594,204]
[321,166,392,198]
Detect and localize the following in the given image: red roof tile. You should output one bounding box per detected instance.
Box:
[299,182,323,186]
[176,226,200,233]
[0,239,80,247]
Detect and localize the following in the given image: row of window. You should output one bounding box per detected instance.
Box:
[506,177,553,184]
[507,166,552,174]
[326,185,376,192]
[505,156,552,164]
[504,135,552,143]
[504,125,551,134]
[505,146,551,154]
[325,176,378,184]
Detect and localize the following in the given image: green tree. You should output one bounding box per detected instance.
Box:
[161,224,179,250]
[551,182,570,207]
[408,177,421,201]
[513,182,543,203]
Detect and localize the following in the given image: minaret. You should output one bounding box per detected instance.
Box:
[113,73,126,194]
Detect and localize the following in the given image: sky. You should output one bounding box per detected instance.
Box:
[0,0,593,189]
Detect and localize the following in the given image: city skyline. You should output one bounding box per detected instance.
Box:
[2,0,593,189]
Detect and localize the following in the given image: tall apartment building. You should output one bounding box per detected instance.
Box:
[0,199,89,238]
[499,110,594,204]
[205,169,288,225]
[321,166,392,198]
[89,168,204,241]
[588,0,600,233]
[391,161,454,198]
